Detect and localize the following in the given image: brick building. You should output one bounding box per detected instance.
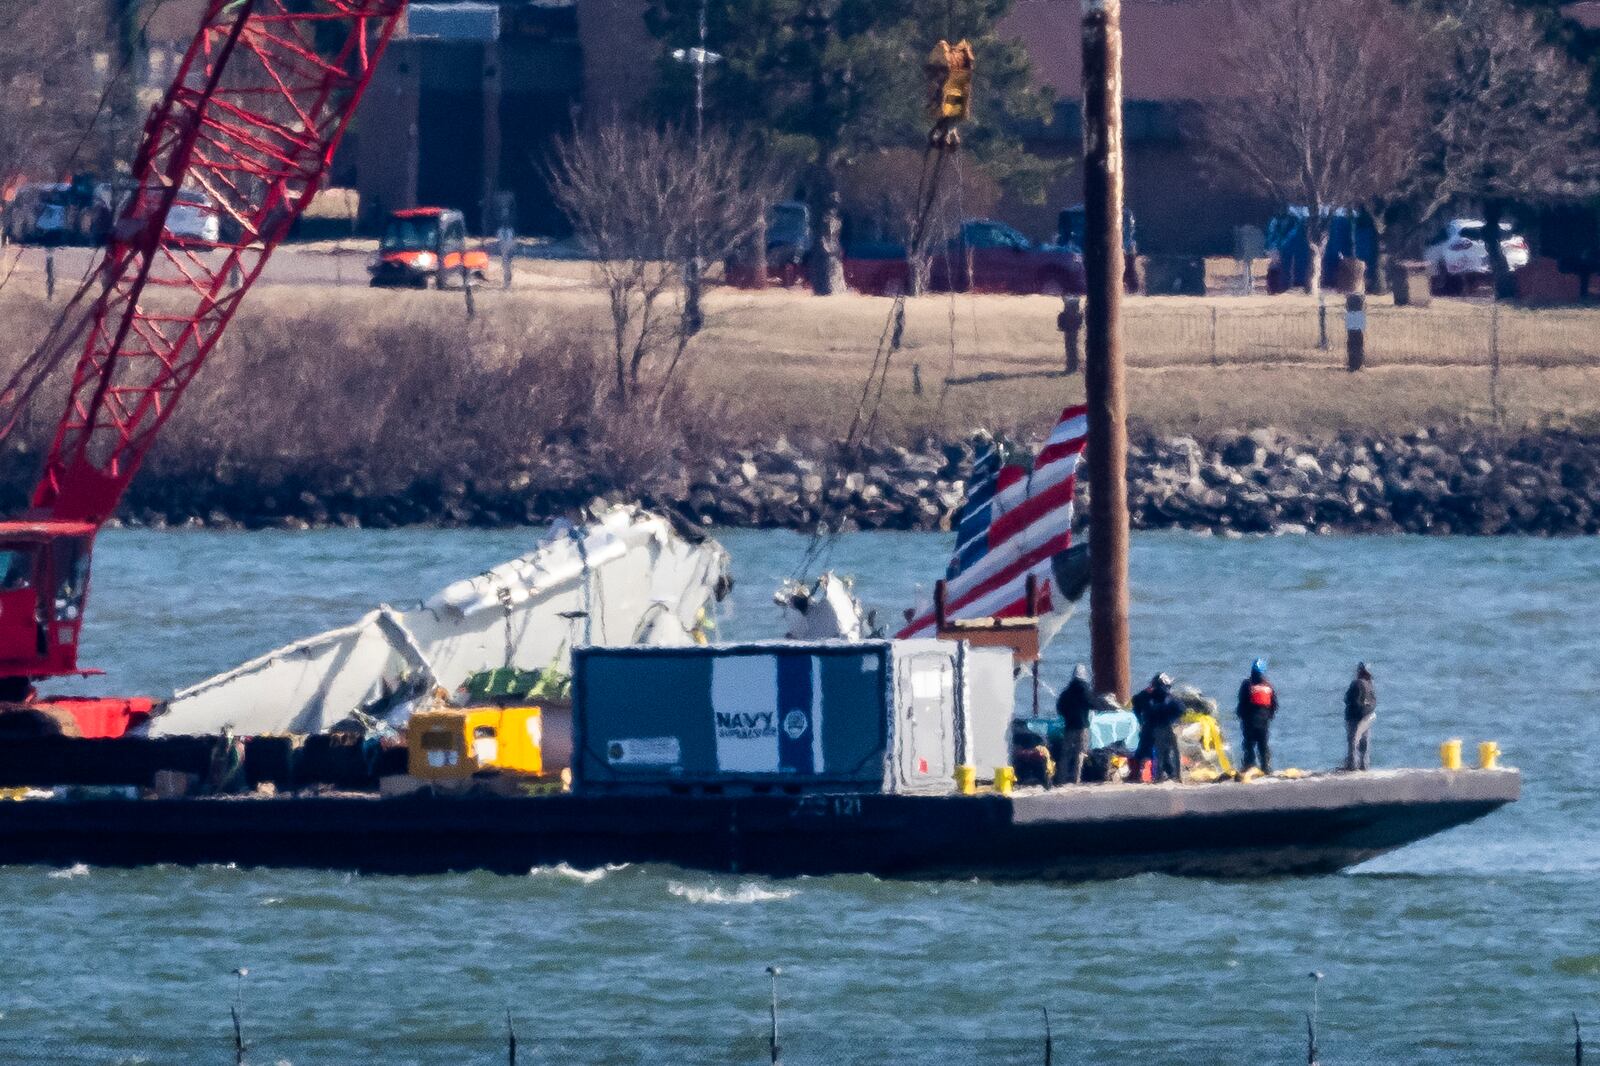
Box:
[995,1,1265,254]
[134,0,1600,248]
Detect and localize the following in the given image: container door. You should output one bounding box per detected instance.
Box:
[897,651,955,787]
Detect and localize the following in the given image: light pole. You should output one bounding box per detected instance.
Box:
[672,0,721,337]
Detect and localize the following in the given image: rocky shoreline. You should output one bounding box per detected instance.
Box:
[94,428,1600,537]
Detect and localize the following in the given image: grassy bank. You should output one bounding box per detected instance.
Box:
[2,261,1599,491]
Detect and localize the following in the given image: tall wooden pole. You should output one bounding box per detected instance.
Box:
[1081,0,1132,701]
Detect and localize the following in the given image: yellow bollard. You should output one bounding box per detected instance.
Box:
[954,765,977,796]
[1440,738,1463,770]
[994,766,1016,795]
[1477,741,1501,771]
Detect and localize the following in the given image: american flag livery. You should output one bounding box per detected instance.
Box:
[898,405,1089,639]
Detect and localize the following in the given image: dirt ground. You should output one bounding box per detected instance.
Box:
[3,241,1597,441]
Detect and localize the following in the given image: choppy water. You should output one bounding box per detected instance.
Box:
[5,528,1599,1064]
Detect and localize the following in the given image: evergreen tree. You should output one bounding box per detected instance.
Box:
[643,0,1055,292]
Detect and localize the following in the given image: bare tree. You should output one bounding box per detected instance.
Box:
[548,120,780,407]
[1417,0,1600,297]
[0,0,113,184]
[1205,0,1433,297]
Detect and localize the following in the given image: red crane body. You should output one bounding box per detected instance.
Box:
[0,0,407,700]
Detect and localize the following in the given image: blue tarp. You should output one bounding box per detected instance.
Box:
[1020,709,1139,751]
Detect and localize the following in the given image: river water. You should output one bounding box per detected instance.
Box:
[4,528,1597,1064]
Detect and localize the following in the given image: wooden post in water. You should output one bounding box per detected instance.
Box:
[1081,0,1132,702]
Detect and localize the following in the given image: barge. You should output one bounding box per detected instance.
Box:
[0,768,1517,879]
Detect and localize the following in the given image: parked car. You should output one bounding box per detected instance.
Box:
[932,219,1086,296]
[369,207,489,288]
[162,186,223,245]
[844,220,1085,297]
[1264,208,1377,293]
[726,200,812,288]
[840,238,913,296]
[19,177,118,247]
[4,185,70,246]
[1423,218,1530,293]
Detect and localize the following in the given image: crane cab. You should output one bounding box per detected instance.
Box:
[0,521,95,692]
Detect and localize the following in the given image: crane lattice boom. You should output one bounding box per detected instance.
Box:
[2,0,405,523]
[0,0,406,683]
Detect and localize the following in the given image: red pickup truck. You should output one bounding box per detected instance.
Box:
[844,219,1087,297]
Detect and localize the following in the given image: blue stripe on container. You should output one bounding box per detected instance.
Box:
[776,653,815,775]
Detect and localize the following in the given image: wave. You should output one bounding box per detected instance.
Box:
[528,863,629,884]
[48,863,90,880]
[667,881,797,905]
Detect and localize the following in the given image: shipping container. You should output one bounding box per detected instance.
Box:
[573,640,1005,795]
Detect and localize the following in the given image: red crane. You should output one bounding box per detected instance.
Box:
[0,0,406,705]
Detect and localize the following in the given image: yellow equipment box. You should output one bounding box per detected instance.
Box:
[407,706,544,781]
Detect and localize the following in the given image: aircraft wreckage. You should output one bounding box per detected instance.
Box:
[147,506,731,737]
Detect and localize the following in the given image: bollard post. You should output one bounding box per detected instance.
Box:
[1317,293,1328,350]
[45,247,55,301]
[1057,295,1083,375]
[1345,293,1366,372]
[912,362,923,396]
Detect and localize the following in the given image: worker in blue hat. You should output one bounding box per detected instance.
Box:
[1236,658,1279,774]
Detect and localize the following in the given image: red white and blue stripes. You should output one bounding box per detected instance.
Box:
[898,406,1088,638]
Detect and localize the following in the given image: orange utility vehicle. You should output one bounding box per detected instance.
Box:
[369,207,489,288]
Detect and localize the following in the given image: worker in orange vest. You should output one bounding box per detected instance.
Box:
[1236,658,1279,774]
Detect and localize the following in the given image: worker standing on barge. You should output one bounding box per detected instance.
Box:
[1237,659,1278,774]
[1056,664,1094,785]
[1344,662,1377,770]
[1133,673,1185,783]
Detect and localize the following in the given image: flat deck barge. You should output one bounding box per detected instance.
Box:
[0,768,1518,880]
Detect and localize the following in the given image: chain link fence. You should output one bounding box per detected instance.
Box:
[1116,298,1600,370]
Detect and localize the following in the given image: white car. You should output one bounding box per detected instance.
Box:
[1424,219,1530,288]
[163,186,222,245]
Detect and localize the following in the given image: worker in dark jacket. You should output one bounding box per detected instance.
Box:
[1130,681,1155,781]
[1236,658,1278,774]
[1343,662,1377,771]
[1133,673,1186,783]
[1055,663,1095,785]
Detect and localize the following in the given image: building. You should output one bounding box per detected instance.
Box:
[355,1,582,234]
[996,1,1264,255]
[131,0,1600,247]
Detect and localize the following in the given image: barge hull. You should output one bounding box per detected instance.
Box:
[0,769,1517,880]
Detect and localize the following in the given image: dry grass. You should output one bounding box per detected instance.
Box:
[488,280,1600,440]
[1,257,1597,475]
